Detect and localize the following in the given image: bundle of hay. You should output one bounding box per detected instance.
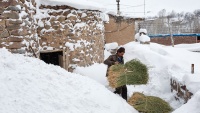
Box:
[107,59,148,88]
[128,92,172,113]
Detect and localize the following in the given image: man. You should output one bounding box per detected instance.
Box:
[104,47,127,101]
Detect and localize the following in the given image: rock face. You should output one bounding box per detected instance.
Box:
[0,0,105,71]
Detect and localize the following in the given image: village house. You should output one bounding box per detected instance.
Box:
[150,34,200,46]
[105,14,143,45]
[0,0,143,71]
[0,0,105,71]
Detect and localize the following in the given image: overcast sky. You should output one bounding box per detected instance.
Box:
[88,0,200,17]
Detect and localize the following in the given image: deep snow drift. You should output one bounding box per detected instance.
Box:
[1,42,200,113]
[74,42,200,113]
[0,48,137,113]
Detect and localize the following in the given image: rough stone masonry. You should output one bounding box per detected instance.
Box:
[0,0,105,71]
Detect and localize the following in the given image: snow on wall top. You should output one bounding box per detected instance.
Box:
[35,0,106,12]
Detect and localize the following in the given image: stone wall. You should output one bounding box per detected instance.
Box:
[105,15,135,45]
[0,0,38,55]
[150,36,197,45]
[0,0,105,71]
[37,5,105,71]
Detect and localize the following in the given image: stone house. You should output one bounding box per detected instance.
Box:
[0,0,105,71]
[104,14,143,45]
[150,34,200,45]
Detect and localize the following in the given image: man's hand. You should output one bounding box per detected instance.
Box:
[114,61,119,65]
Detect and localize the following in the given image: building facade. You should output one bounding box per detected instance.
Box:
[0,0,105,71]
[150,34,200,45]
[104,15,142,45]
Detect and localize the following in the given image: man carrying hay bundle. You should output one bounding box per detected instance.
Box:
[104,47,127,101]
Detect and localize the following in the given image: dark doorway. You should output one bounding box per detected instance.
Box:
[40,51,63,67]
[197,36,200,43]
[197,36,200,40]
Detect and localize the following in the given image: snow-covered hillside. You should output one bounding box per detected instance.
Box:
[1,42,200,113]
[75,42,200,112]
[0,48,137,113]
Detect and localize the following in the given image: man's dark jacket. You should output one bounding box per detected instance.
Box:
[103,54,127,101]
[104,54,124,67]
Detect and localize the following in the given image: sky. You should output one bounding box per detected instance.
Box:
[35,0,200,18]
[88,0,200,17]
[34,0,200,18]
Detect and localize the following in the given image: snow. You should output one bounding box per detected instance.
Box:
[1,41,200,112]
[81,13,87,18]
[100,13,109,23]
[172,90,200,113]
[139,34,150,42]
[0,48,137,113]
[65,42,74,51]
[175,43,200,52]
[134,33,140,41]
[74,63,108,86]
[139,29,147,34]
[67,13,77,18]
[105,42,118,50]
[35,0,106,12]
[135,29,150,43]
[104,49,112,60]
[1,1,200,112]
[75,42,200,112]
[16,5,22,10]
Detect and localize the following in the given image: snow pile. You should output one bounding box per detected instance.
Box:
[104,49,112,60]
[100,13,110,23]
[124,42,200,110]
[135,29,150,43]
[105,42,118,50]
[1,40,200,112]
[172,90,200,113]
[139,29,147,34]
[139,34,150,42]
[0,48,137,113]
[182,75,200,94]
[134,33,140,41]
[74,63,108,86]
[75,42,200,112]
[175,43,200,52]
[104,42,119,55]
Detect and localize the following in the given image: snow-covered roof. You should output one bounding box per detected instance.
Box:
[35,0,143,19]
[36,0,106,12]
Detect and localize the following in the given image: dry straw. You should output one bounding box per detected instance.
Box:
[128,92,172,113]
[107,59,149,88]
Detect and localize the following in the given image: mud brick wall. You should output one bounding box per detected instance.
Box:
[105,15,135,45]
[150,36,197,45]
